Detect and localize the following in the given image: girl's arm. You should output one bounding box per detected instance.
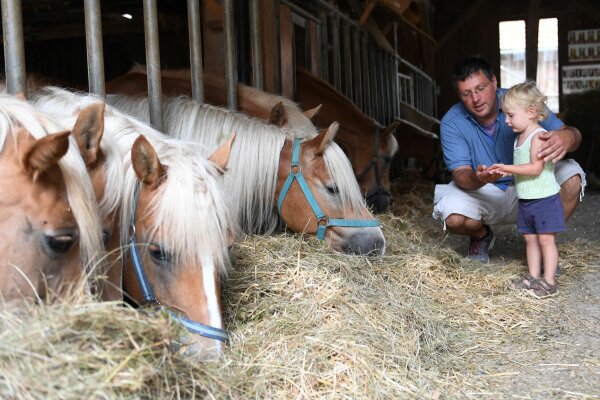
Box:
[490,135,545,176]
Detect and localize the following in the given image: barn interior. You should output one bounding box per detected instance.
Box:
[1,0,600,180]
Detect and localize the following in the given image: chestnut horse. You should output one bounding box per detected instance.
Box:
[105,66,399,212]
[106,94,386,256]
[0,94,103,304]
[30,87,238,360]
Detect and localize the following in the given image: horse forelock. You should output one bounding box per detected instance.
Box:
[322,141,369,214]
[120,142,236,276]
[0,94,105,270]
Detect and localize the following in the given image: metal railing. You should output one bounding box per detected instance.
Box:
[284,0,438,125]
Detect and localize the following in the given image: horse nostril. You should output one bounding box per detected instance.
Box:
[44,231,78,255]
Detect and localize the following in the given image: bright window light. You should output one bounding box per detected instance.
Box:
[499,20,526,89]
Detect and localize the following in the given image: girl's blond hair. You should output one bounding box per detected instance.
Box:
[502,80,549,121]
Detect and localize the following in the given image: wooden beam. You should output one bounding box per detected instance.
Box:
[571,0,600,27]
[436,0,487,49]
[359,0,377,27]
[279,4,294,98]
[525,0,540,81]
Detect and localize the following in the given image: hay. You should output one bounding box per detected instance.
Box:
[1,174,598,399]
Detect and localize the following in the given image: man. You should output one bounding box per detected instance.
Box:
[433,57,585,263]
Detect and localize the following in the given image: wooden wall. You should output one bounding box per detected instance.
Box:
[432,0,600,117]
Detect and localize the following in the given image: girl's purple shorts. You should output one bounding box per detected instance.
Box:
[517,193,566,234]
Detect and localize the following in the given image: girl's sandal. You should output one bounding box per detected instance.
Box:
[510,273,538,291]
[527,278,558,298]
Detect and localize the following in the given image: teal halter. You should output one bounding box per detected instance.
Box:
[277,138,380,240]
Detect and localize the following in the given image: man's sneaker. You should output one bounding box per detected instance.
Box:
[467,225,495,264]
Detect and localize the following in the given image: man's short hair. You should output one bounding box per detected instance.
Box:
[451,57,494,89]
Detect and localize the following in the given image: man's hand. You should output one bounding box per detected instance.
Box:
[475,164,503,184]
[537,126,582,163]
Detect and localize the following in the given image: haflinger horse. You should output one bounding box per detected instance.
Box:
[0,94,104,305]
[105,65,399,213]
[105,94,386,256]
[29,86,238,360]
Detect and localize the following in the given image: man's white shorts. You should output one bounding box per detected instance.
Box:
[432,159,586,226]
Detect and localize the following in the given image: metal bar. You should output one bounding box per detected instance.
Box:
[84,0,105,96]
[369,42,379,123]
[249,0,263,90]
[187,0,204,102]
[318,9,329,81]
[223,0,237,110]
[143,0,163,130]
[342,20,352,99]
[361,32,371,116]
[330,13,341,90]
[281,0,320,23]
[2,0,26,96]
[351,25,362,110]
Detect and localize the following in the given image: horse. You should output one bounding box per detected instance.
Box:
[105,66,399,213]
[0,94,104,304]
[105,94,386,256]
[30,87,238,360]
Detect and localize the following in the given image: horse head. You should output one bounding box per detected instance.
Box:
[277,122,386,255]
[123,133,237,360]
[0,95,103,304]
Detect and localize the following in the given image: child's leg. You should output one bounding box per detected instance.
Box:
[523,234,542,278]
[538,233,558,285]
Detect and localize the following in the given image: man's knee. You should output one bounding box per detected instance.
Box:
[560,174,582,200]
[445,213,466,230]
[560,174,582,220]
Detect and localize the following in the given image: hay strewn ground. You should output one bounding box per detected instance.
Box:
[1,174,598,399]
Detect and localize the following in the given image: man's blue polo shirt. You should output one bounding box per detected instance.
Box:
[440,88,563,188]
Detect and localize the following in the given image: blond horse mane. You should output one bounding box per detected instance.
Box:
[0,94,104,269]
[105,94,366,235]
[30,87,236,276]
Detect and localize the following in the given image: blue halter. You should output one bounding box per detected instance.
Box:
[128,183,228,342]
[277,138,380,240]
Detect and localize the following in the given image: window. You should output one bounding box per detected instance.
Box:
[537,18,559,112]
[499,18,559,112]
[499,20,526,88]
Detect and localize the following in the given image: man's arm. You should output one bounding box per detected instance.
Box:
[537,125,582,163]
[452,165,503,190]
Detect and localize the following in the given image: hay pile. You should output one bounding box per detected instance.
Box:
[1,175,598,399]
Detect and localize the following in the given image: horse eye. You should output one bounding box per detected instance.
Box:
[44,234,76,254]
[148,243,172,264]
[102,229,112,246]
[327,185,339,195]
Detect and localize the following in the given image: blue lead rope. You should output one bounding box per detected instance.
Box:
[128,183,229,343]
[277,138,380,240]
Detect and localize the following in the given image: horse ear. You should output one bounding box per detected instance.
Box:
[131,135,167,190]
[208,133,236,174]
[22,129,70,181]
[382,121,400,139]
[269,101,286,127]
[311,121,339,154]
[303,104,322,120]
[72,102,105,165]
